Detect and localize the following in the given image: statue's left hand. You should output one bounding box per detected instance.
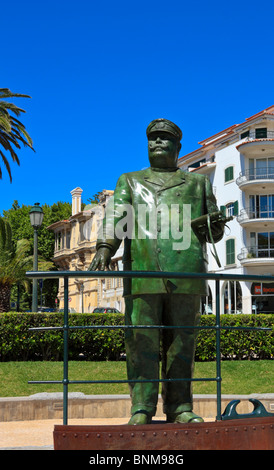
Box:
[88,247,112,271]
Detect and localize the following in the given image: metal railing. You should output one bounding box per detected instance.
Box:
[236,167,274,186]
[237,206,274,223]
[238,245,274,261]
[26,270,273,424]
[245,130,274,140]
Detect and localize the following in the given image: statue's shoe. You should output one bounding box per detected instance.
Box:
[167,411,204,424]
[128,412,152,425]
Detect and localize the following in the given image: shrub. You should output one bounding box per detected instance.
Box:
[0,312,125,361]
[195,314,274,361]
[0,313,273,361]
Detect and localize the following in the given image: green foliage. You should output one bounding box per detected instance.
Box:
[0,313,273,362]
[195,314,274,361]
[0,217,32,286]
[86,193,101,205]
[0,312,125,361]
[2,200,72,261]
[0,218,34,312]
[1,200,72,308]
[0,216,53,312]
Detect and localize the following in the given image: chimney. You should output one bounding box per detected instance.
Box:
[70,187,83,216]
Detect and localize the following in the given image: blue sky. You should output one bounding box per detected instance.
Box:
[1,0,274,213]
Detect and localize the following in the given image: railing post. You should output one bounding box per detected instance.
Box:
[63,276,69,425]
[215,279,222,420]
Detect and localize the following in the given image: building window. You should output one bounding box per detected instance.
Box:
[255,128,267,139]
[189,158,206,169]
[226,238,235,265]
[249,194,274,219]
[66,231,71,249]
[249,158,274,179]
[241,130,250,139]
[57,232,62,250]
[223,281,242,314]
[224,166,234,183]
[221,201,238,217]
[251,282,274,314]
[201,287,212,314]
[250,232,274,258]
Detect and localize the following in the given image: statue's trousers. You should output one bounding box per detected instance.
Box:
[124,294,201,416]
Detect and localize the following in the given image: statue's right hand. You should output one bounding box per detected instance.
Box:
[88,247,112,271]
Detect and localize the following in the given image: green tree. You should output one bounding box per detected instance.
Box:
[2,200,72,309]
[0,88,34,181]
[0,218,51,312]
[86,193,100,205]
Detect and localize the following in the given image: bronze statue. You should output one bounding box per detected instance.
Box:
[89,119,226,425]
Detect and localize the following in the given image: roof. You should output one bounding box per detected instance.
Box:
[47,219,70,230]
[179,104,274,162]
[198,124,239,146]
[245,104,274,122]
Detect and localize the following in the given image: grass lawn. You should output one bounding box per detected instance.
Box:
[0,360,273,397]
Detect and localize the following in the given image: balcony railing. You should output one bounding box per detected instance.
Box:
[238,245,274,261]
[236,167,274,186]
[237,206,274,223]
[245,130,274,140]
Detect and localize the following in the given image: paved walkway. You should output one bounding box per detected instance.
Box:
[0,418,130,450]
[0,417,213,450]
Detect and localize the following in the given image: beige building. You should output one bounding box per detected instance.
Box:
[48,187,124,313]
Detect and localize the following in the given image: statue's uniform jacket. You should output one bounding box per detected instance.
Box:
[97,167,221,294]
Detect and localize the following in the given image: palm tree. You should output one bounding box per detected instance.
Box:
[0,217,51,312]
[0,88,34,182]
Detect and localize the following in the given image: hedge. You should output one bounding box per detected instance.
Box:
[195,314,274,361]
[0,313,273,362]
[0,312,125,362]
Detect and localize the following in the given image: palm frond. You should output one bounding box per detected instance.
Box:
[0,88,34,181]
[0,217,6,250]
[0,115,12,133]
[0,88,31,100]
[0,150,11,180]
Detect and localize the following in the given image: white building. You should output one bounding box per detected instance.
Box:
[178,105,274,315]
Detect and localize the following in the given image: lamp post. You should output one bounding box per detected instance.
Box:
[29,203,44,312]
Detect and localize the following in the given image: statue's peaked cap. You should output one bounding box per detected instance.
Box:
[146,119,182,141]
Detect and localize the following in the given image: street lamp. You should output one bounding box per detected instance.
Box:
[29,203,44,312]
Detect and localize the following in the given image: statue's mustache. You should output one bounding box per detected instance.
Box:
[149,144,168,151]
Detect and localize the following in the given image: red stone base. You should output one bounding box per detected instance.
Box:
[53,417,274,450]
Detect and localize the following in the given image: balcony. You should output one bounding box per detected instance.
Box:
[238,245,274,266]
[237,130,274,156]
[236,167,274,191]
[237,206,274,228]
[243,129,274,140]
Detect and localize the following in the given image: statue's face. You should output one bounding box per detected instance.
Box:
[148,132,181,168]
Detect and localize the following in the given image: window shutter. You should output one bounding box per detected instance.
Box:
[233,200,239,216]
[220,205,226,216]
[255,128,267,139]
[226,239,235,265]
[225,166,234,183]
